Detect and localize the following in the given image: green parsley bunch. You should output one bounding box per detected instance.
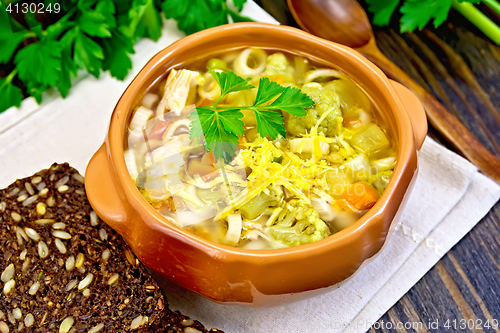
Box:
[0,0,251,113]
[365,0,500,45]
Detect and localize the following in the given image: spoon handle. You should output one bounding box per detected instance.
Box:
[358,40,500,183]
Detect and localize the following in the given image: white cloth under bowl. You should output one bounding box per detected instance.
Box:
[0,2,498,332]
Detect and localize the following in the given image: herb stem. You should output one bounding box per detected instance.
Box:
[482,0,500,16]
[0,70,18,90]
[452,0,500,45]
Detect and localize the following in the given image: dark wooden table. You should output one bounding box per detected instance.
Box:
[255,1,500,332]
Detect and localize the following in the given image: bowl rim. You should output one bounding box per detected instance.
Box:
[107,22,416,259]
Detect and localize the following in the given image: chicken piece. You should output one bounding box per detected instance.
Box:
[156,69,199,116]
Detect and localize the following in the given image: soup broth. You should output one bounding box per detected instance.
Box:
[124,48,397,249]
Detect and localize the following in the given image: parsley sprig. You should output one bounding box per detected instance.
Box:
[189,70,314,163]
[0,0,253,113]
[365,0,500,45]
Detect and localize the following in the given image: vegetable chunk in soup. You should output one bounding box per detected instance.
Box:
[124,48,397,249]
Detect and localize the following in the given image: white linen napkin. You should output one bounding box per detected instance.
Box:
[0,2,499,332]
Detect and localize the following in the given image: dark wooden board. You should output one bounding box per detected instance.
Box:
[256,1,500,332]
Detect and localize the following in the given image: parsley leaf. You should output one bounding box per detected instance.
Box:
[253,77,285,106]
[73,27,104,77]
[233,0,247,11]
[189,107,243,163]
[189,70,313,163]
[0,28,27,64]
[0,76,24,112]
[254,109,286,139]
[57,49,78,97]
[267,86,312,116]
[210,69,255,97]
[123,0,162,41]
[78,0,117,38]
[101,29,135,80]
[400,0,452,32]
[365,0,400,26]
[15,40,62,89]
[162,0,253,35]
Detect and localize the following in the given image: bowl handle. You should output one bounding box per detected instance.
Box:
[389,80,427,151]
[85,143,130,235]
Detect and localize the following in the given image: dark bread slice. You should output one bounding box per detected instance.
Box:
[0,163,222,333]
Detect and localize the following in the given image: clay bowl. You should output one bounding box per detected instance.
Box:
[85,23,427,307]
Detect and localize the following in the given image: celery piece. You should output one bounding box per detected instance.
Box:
[348,124,389,154]
[206,58,227,71]
[239,192,277,220]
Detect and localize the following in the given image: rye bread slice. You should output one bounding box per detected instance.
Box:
[0,164,167,332]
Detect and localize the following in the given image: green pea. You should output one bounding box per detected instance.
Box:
[206,58,227,71]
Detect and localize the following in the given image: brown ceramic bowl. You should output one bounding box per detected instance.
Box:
[85,23,427,307]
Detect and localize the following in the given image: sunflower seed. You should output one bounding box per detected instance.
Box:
[11,212,21,222]
[46,196,55,207]
[82,288,90,297]
[17,194,28,202]
[37,181,46,191]
[182,318,194,326]
[99,229,107,241]
[19,250,27,261]
[88,323,104,333]
[39,188,49,197]
[58,185,69,193]
[24,314,34,328]
[36,202,47,215]
[8,187,19,196]
[3,280,15,295]
[65,280,78,291]
[25,228,40,241]
[22,259,30,272]
[54,176,69,189]
[78,273,93,290]
[55,239,67,254]
[72,173,85,183]
[16,227,28,245]
[130,316,143,330]
[38,241,49,258]
[22,195,38,206]
[90,211,98,226]
[0,202,5,212]
[29,281,40,295]
[25,182,35,195]
[52,230,71,239]
[0,321,8,333]
[35,218,55,225]
[102,249,110,261]
[11,310,21,320]
[32,176,42,184]
[107,273,119,285]
[1,264,14,283]
[66,256,75,271]
[52,222,66,230]
[75,253,85,269]
[59,317,74,333]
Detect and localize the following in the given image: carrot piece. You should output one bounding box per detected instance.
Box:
[268,75,286,84]
[238,136,247,149]
[197,98,214,107]
[340,182,379,212]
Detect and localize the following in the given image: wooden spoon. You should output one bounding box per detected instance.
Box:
[288,0,500,183]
